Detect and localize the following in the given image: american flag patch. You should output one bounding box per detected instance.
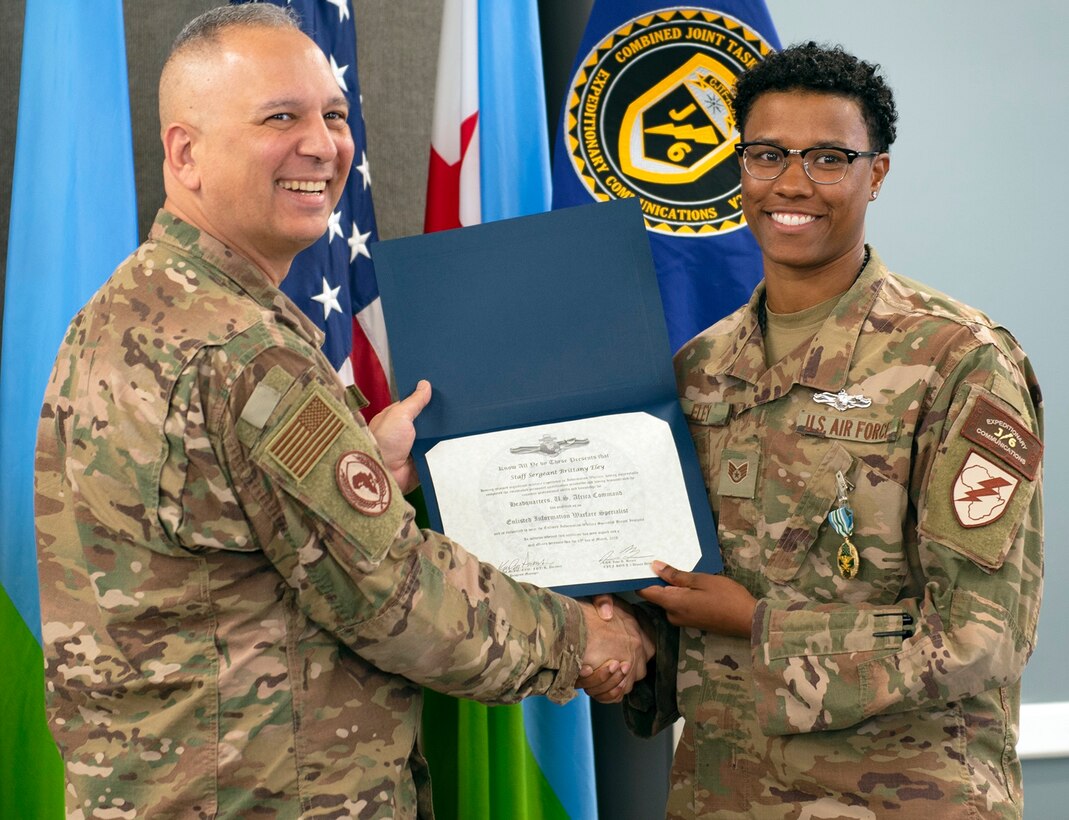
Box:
[267,388,345,481]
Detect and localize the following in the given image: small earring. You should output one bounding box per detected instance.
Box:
[870,190,879,200]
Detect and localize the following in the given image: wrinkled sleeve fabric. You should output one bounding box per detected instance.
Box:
[622,604,681,738]
[162,337,585,705]
[751,337,1043,736]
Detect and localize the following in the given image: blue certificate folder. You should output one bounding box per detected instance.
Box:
[373,198,721,595]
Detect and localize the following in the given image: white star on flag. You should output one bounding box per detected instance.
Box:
[311,276,343,319]
[255,0,392,424]
[355,151,371,190]
[325,0,349,24]
[330,54,349,92]
[326,209,343,242]
[348,222,371,263]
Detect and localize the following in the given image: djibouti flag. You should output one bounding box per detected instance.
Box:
[1,1,139,816]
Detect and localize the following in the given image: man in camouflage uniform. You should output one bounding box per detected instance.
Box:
[33,6,648,818]
[629,43,1043,818]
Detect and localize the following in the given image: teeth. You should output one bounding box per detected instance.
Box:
[278,180,327,193]
[770,212,817,226]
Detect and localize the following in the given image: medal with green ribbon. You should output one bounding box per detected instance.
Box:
[829,471,859,579]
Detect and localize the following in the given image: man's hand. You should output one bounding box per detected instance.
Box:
[576,598,654,703]
[368,380,432,494]
[637,560,757,638]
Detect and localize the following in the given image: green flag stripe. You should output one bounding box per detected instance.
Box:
[411,486,569,820]
[422,691,570,820]
[0,584,64,819]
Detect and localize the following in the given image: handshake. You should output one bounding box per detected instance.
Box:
[572,562,756,702]
[575,595,654,704]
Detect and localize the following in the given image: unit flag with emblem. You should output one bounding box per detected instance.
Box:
[551,1,781,351]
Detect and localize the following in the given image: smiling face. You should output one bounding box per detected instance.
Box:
[740,91,888,290]
[162,25,354,283]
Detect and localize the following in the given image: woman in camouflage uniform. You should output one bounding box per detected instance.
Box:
[625,42,1043,819]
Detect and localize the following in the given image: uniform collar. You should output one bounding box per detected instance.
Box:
[149,209,324,348]
[714,247,887,404]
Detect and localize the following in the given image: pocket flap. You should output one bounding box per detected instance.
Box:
[765,443,853,584]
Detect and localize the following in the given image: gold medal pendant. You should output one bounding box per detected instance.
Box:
[829,472,861,579]
[837,538,859,579]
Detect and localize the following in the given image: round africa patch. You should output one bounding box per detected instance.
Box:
[336,451,392,516]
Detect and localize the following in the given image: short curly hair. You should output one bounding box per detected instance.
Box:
[731,42,898,152]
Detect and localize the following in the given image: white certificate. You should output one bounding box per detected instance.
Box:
[426,412,702,588]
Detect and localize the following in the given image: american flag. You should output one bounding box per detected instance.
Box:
[241,0,392,421]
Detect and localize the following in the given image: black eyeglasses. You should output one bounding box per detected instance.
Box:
[734,142,881,184]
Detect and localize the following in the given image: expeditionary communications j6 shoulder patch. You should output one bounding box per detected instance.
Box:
[961,394,1042,480]
[563,9,774,236]
[919,388,1039,571]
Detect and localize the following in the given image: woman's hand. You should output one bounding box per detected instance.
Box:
[637,561,757,638]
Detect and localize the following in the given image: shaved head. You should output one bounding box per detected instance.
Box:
[159,4,300,128]
[156,5,353,284]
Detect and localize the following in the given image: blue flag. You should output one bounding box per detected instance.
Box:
[551,2,780,350]
[1,1,138,816]
[421,2,597,818]
[237,0,393,421]
[481,6,599,815]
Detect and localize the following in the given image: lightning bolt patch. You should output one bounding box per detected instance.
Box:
[958,476,1012,503]
[952,450,1020,528]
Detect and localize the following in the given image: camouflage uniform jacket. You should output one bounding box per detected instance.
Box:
[34,211,585,820]
[651,249,1043,818]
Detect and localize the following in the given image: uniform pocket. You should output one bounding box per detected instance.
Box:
[845,457,910,602]
[766,443,909,606]
[764,443,852,584]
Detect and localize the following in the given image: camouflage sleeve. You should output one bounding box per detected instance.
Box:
[622,603,680,738]
[169,342,586,704]
[751,338,1043,735]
